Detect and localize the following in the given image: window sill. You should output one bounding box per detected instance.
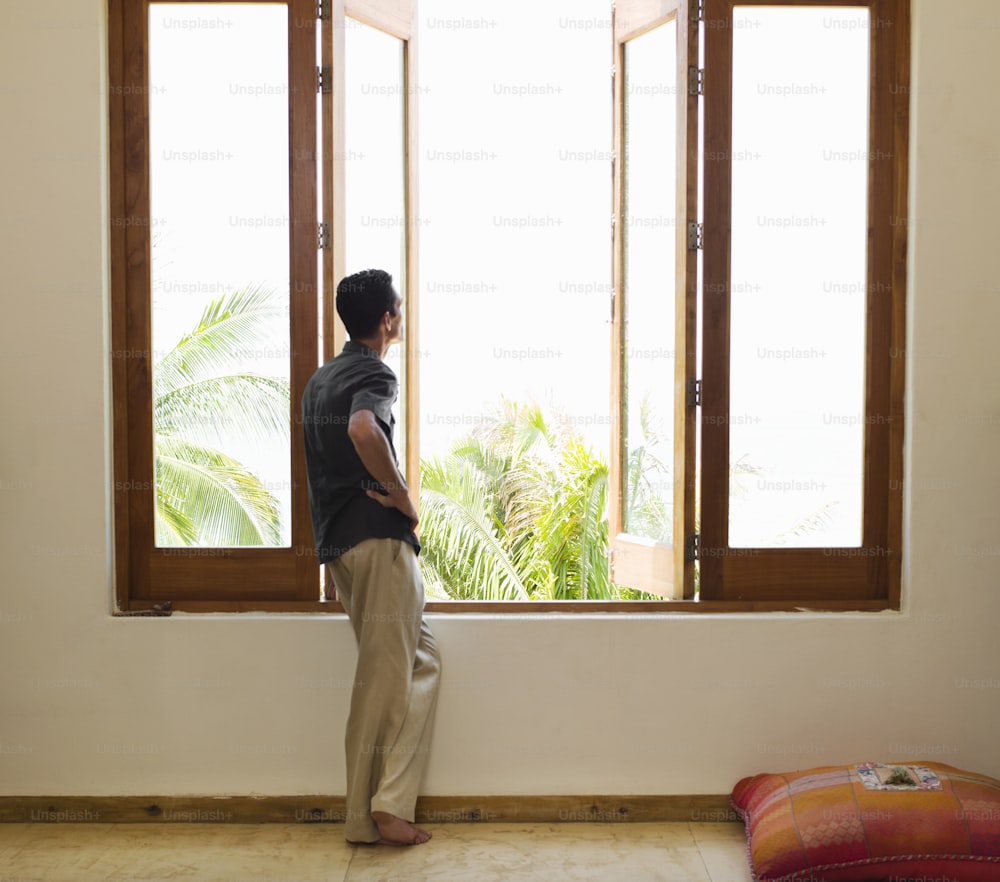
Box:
[115,598,897,615]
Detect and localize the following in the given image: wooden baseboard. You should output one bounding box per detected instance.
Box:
[0,794,738,824]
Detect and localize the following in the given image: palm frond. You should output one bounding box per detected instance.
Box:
[419,456,530,601]
[572,447,610,599]
[416,556,452,601]
[155,436,282,546]
[155,374,289,447]
[534,439,609,599]
[150,285,290,548]
[154,284,287,401]
[154,488,198,547]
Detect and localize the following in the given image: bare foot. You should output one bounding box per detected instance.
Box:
[370,810,432,846]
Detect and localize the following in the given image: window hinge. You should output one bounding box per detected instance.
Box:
[688,66,704,96]
[685,533,700,562]
[687,378,702,407]
[610,289,616,322]
[692,0,705,22]
[687,221,703,251]
[318,221,331,250]
[317,0,330,20]
[610,213,616,240]
[317,65,331,94]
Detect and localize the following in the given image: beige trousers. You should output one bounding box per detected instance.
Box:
[326,538,441,842]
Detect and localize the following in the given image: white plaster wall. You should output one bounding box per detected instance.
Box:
[1,0,998,798]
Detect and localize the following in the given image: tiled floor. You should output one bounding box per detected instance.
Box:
[0,821,753,881]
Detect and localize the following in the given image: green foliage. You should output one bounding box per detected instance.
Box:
[418,399,660,601]
[153,286,289,546]
[622,395,672,543]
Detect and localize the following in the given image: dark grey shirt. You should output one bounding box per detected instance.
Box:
[301,341,419,564]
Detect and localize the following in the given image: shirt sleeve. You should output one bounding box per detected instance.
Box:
[349,367,398,432]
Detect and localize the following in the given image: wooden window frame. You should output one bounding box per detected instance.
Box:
[698,0,909,607]
[110,0,321,612]
[109,0,420,612]
[110,0,907,614]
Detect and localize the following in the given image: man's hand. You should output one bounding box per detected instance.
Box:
[365,486,419,532]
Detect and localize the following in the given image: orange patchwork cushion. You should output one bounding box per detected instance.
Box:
[730,762,1000,882]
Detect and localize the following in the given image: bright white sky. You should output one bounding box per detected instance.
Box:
[412,0,614,459]
[148,1,872,549]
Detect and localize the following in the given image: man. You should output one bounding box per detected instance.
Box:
[301,268,440,846]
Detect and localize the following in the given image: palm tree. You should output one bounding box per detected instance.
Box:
[153,285,290,546]
[419,452,532,600]
[418,399,660,601]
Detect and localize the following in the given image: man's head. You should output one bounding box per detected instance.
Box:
[336,269,402,342]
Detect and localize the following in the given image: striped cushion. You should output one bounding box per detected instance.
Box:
[730,762,1000,882]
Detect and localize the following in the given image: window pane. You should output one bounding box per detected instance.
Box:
[622,19,677,545]
[416,0,612,461]
[344,18,408,473]
[149,4,291,548]
[728,7,869,548]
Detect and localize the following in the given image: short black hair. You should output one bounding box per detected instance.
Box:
[335,269,398,339]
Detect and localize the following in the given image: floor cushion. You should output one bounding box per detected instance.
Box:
[730,761,1000,882]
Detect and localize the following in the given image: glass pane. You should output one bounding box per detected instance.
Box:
[416,0,611,462]
[344,18,408,473]
[622,19,677,545]
[149,4,291,548]
[728,7,869,548]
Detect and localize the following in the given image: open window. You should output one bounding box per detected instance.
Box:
[608,0,699,600]
[110,0,907,612]
[110,0,418,611]
[609,0,908,609]
[322,0,420,487]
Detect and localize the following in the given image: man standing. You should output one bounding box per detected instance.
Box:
[302,268,440,846]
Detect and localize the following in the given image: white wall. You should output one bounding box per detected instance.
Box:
[2,0,999,798]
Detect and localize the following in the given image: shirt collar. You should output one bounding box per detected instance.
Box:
[343,340,381,359]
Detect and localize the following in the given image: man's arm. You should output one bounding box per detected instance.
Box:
[347,409,419,531]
